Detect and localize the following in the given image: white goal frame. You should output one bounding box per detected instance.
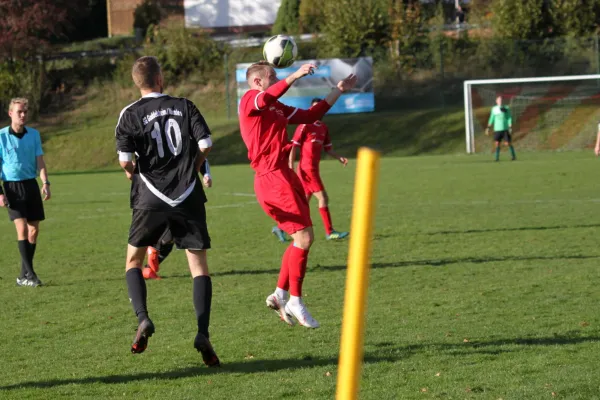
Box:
[464,74,600,153]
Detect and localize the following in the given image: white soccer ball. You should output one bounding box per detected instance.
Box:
[263,35,298,69]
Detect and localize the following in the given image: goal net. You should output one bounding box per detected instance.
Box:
[464,75,600,154]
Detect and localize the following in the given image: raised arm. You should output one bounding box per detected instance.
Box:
[286,74,358,125]
[254,64,317,110]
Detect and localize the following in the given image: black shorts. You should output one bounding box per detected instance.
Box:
[494,130,511,143]
[3,179,45,222]
[128,204,210,250]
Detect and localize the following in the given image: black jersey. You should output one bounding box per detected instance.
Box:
[115,93,211,211]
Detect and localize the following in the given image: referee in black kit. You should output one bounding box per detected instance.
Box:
[0,98,51,287]
[115,56,220,367]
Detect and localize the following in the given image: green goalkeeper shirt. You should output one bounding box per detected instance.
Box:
[488,105,512,132]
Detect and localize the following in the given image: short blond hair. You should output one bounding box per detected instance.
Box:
[9,98,28,112]
[132,56,161,90]
[246,61,273,83]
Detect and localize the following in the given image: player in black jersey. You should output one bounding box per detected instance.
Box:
[143,159,213,280]
[115,56,220,367]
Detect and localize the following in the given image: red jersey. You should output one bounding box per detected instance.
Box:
[292,121,332,171]
[239,79,331,175]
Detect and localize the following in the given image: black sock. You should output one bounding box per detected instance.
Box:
[158,242,174,264]
[126,268,149,323]
[193,276,212,338]
[28,242,36,276]
[19,261,27,279]
[18,240,34,279]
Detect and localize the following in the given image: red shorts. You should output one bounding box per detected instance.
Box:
[297,167,325,195]
[254,168,312,235]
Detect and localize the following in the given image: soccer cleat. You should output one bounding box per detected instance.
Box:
[131,318,155,354]
[266,293,295,326]
[326,231,349,240]
[284,299,320,329]
[142,266,161,280]
[194,332,221,367]
[146,247,160,273]
[29,277,43,287]
[17,277,42,287]
[271,226,288,243]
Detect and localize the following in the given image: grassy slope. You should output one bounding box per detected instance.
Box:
[1,153,600,399]
[13,81,467,172]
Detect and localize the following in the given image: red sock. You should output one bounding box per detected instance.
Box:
[277,245,293,291]
[288,245,309,297]
[319,207,334,235]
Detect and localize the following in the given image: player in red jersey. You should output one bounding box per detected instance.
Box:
[289,97,349,240]
[239,61,357,328]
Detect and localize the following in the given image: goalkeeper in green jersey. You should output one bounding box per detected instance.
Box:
[485,95,517,161]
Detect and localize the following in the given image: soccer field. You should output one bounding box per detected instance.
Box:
[1,152,600,399]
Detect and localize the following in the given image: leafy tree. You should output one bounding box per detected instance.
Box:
[271,0,300,35]
[143,23,222,84]
[0,0,82,60]
[548,0,600,37]
[134,0,165,36]
[388,0,424,72]
[490,0,546,40]
[321,0,389,57]
[298,0,324,33]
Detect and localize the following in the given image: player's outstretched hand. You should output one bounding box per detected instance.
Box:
[595,146,600,156]
[337,74,358,93]
[125,170,133,181]
[203,175,213,188]
[485,128,490,136]
[339,157,348,166]
[42,184,51,201]
[0,194,6,207]
[294,64,317,79]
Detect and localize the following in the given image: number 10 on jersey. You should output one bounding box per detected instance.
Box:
[151,119,183,158]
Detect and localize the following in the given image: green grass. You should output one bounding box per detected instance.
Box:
[1,152,600,399]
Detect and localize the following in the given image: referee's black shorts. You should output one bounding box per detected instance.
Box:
[493,130,512,143]
[3,179,45,222]
[128,203,211,251]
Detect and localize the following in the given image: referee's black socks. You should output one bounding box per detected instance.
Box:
[193,276,212,339]
[126,268,149,323]
[17,240,35,279]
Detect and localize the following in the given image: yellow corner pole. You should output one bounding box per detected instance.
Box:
[336,147,381,400]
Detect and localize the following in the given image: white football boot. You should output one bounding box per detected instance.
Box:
[284,298,320,328]
[266,292,295,326]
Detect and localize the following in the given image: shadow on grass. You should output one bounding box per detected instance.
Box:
[427,223,600,236]
[372,333,600,357]
[0,353,395,391]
